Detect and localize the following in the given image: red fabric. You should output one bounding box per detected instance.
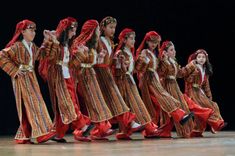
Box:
[36,131,56,143]
[144,122,158,134]
[184,94,213,122]
[6,19,35,48]
[38,58,50,82]
[65,78,90,128]
[21,105,32,138]
[108,118,119,124]
[54,112,69,138]
[170,109,186,122]
[115,28,135,55]
[55,17,77,38]
[183,90,224,132]
[116,112,136,135]
[54,78,91,138]
[94,64,110,68]
[71,19,99,54]
[136,31,161,59]
[90,121,112,137]
[188,49,208,63]
[157,121,174,137]
[207,119,224,131]
[150,94,161,125]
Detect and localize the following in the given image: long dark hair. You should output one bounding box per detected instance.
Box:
[57,26,76,47]
[86,32,98,49]
[204,56,213,76]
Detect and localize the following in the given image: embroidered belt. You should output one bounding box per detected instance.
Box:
[19,64,34,72]
[56,60,68,67]
[81,63,93,68]
[166,75,176,80]
[192,84,200,88]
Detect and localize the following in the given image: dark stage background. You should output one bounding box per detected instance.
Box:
[0,0,234,135]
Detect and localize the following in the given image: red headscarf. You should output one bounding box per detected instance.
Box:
[115,28,135,55]
[55,17,77,38]
[136,31,161,58]
[71,19,99,53]
[188,49,208,63]
[159,40,173,59]
[6,19,36,48]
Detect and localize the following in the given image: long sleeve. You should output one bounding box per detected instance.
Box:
[48,42,60,61]
[112,51,127,76]
[36,40,54,60]
[135,50,148,73]
[69,48,87,68]
[177,61,196,78]
[0,45,19,77]
[157,56,169,78]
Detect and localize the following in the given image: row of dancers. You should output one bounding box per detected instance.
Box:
[0,16,227,144]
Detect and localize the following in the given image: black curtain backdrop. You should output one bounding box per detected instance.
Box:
[0,0,234,135]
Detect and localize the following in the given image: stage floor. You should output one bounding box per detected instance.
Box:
[0,131,235,156]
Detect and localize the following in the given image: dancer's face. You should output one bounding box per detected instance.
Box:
[103,23,116,38]
[196,53,206,65]
[22,26,36,42]
[166,45,176,58]
[68,26,77,39]
[125,34,135,48]
[147,40,158,51]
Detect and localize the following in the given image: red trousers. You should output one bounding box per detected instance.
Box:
[116,112,136,135]
[55,78,90,138]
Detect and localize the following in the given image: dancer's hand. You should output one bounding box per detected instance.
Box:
[43,30,51,41]
[16,69,25,77]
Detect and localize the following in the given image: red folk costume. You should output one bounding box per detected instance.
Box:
[0,20,55,144]
[135,31,194,138]
[71,20,115,139]
[38,17,91,141]
[158,41,215,137]
[113,29,160,138]
[94,17,143,138]
[185,49,226,134]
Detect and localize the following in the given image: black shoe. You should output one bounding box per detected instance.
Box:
[51,137,67,143]
[179,112,194,125]
[83,124,95,137]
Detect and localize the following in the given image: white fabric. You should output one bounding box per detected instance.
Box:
[196,64,205,84]
[196,64,206,95]
[124,47,134,73]
[169,57,178,76]
[146,49,160,81]
[123,47,135,84]
[101,36,112,56]
[124,47,135,84]
[131,121,141,128]
[22,39,33,66]
[93,49,97,65]
[146,49,157,70]
[62,46,70,79]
